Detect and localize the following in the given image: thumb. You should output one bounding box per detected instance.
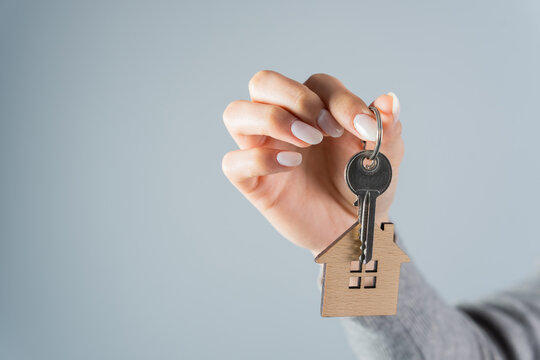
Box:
[370,92,401,139]
[370,92,404,165]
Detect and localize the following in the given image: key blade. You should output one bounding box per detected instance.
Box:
[357,191,378,264]
[358,192,373,264]
[363,196,377,264]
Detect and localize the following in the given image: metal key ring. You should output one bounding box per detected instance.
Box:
[367,105,383,162]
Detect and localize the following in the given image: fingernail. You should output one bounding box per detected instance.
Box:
[387,92,400,122]
[291,120,323,145]
[353,114,377,141]
[277,151,302,167]
[317,109,343,138]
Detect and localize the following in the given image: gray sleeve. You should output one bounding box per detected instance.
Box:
[341,237,540,360]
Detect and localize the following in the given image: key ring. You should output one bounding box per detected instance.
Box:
[368,106,383,162]
[361,106,383,170]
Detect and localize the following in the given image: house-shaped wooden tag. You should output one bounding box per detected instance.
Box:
[315,222,409,317]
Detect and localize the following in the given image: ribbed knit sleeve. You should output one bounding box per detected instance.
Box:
[341,236,540,360]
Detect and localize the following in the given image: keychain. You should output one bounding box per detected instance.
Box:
[315,106,409,317]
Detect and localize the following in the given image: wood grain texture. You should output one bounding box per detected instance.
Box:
[315,222,409,317]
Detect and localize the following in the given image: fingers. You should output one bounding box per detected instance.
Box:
[370,92,402,141]
[248,70,344,138]
[223,100,323,149]
[304,73,371,139]
[222,147,301,192]
[304,73,400,142]
[370,93,404,162]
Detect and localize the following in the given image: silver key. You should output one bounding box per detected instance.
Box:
[345,150,392,263]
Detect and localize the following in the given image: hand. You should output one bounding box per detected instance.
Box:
[222,71,404,255]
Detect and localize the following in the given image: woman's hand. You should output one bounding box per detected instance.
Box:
[222,71,404,255]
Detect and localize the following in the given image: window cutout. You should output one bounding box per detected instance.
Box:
[364,276,376,288]
[350,260,361,272]
[365,260,378,273]
[349,277,361,289]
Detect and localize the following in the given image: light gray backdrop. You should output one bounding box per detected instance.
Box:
[1,0,540,359]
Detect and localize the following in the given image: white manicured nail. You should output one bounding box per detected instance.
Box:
[388,92,400,122]
[353,114,377,141]
[277,151,302,167]
[317,109,343,138]
[291,120,323,145]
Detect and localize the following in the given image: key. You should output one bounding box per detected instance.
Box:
[345,150,392,264]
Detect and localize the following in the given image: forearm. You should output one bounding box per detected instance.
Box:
[341,235,540,359]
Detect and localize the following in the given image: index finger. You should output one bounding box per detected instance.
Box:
[304,73,377,141]
[249,70,344,138]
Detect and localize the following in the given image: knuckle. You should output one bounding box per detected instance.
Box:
[248,70,275,93]
[306,72,328,83]
[221,152,233,177]
[337,95,357,111]
[250,148,270,170]
[265,106,285,131]
[244,153,261,178]
[293,89,318,112]
[222,100,241,127]
[250,146,266,161]
[305,72,332,85]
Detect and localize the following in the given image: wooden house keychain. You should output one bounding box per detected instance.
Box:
[315,106,409,317]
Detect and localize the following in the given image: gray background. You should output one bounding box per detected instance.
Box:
[1,0,539,359]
